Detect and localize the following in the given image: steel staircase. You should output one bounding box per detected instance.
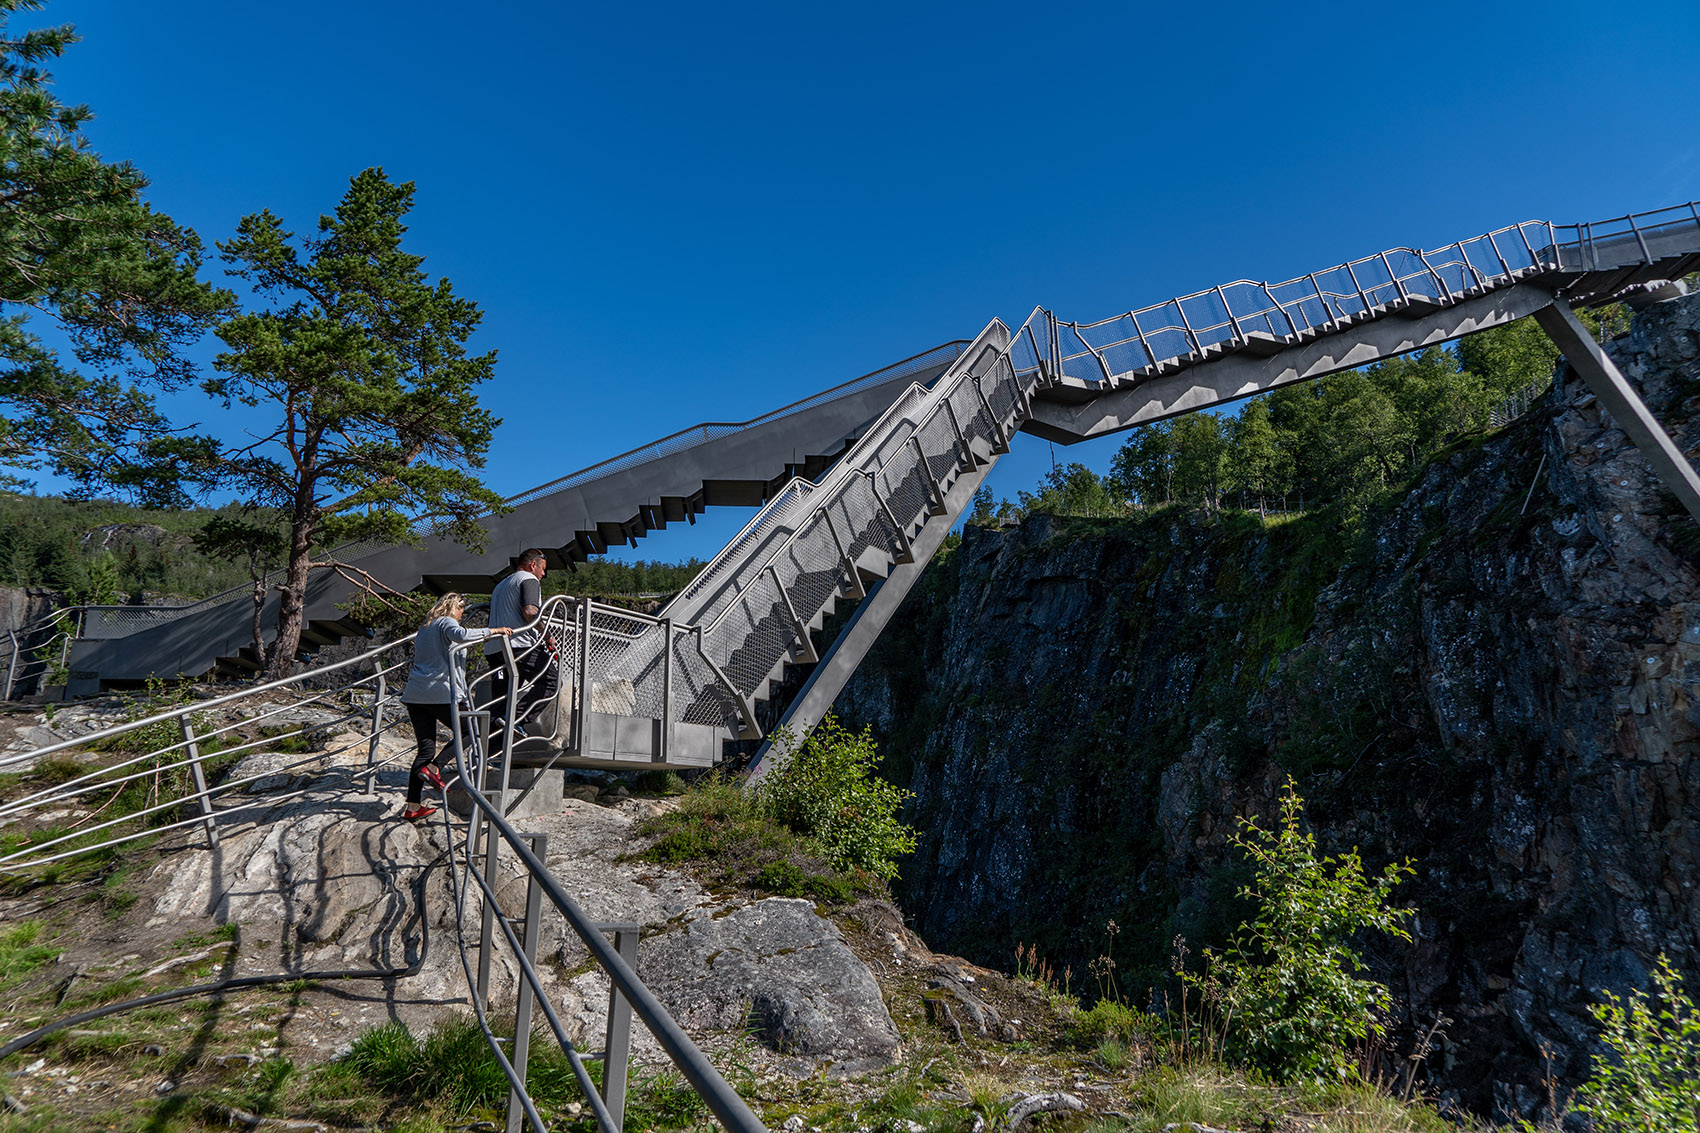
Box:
[62,342,970,691]
[32,202,1700,773]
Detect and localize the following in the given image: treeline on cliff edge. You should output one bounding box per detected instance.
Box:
[973,304,1635,524]
[0,1,508,676]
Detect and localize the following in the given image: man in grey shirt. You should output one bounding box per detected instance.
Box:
[486,548,558,751]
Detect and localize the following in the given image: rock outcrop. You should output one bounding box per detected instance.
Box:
[836,291,1700,1119]
[57,725,907,1075]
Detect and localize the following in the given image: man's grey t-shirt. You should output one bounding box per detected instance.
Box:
[485,570,543,654]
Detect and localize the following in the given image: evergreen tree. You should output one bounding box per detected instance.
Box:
[0,1,229,502]
[202,169,505,677]
[1228,399,1279,514]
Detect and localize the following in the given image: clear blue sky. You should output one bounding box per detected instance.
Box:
[38,0,1700,562]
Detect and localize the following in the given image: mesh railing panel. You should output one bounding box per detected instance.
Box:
[1056,207,1700,386]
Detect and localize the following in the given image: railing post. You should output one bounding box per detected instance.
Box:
[971,378,1010,453]
[1343,260,1373,313]
[941,396,976,468]
[1484,231,1513,279]
[1308,273,1333,325]
[862,471,913,563]
[599,922,641,1132]
[179,716,219,851]
[1044,308,1060,384]
[576,599,592,750]
[691,626,760,741]
[4,629,16,702]
[365,669,386,795]
[1626,212,1653,264]
[659,620,672,765]
[766,565,819,665]
[1214,285,1246,341]
[821,510,865,600]
[1378,252,1409,302]
[472,706,502,1009]
[909,435,946,515]
[505,831,548,1133]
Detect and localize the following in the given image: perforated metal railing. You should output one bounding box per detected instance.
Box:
[650,315,1038,724]
[1043,202,1700,388]
[51,342,974,646]
[0,604,764,1133]
[2,607,84,699]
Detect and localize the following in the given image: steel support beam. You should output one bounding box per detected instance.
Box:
[1534,299,1700,524]
[747,455,997,781]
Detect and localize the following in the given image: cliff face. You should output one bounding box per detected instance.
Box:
[835,292,1700,1118]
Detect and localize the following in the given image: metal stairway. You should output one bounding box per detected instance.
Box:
[41,202,1700,773]
[62,342,970,690]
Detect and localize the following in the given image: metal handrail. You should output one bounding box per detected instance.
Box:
[1046,201,1700,386]
[693,316,1033,637]
[47,342,973,645]
[446,633,766,1133]
[0,616,769,1131]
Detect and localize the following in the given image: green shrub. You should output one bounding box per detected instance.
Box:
[1575,953,1700,1132]
[1189,779,1413,1082]
[1071,998,1144,1045]
[761,713,916,880]
[636,772,875,905]
[753,859,855,903]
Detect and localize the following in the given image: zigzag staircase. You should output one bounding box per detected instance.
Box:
[45,203,1700,774]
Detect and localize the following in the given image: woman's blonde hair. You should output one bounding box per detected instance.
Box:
[426,592,466,622]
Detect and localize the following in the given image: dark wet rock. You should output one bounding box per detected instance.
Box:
[837,291,1700,1116]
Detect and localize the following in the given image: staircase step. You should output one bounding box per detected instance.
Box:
[854,547,893,582]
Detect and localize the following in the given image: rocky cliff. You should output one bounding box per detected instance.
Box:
[835,291,1700,1119]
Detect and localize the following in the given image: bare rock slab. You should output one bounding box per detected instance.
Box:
[637,897,899,1074]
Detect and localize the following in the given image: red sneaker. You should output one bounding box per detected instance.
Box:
[420,764,447,792]
[401,804,438,822]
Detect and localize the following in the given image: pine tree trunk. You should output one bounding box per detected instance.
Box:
[265,508,317,681]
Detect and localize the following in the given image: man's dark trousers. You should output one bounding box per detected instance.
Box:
[489,644,559,753]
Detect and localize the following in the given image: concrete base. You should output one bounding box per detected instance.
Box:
[447,764,564,822]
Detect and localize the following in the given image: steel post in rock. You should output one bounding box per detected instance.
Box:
[506,832,548,1133]
[600,923,641,1132]
[1534,299,1700,524]
[179,716,219,851]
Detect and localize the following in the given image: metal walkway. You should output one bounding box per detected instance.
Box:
[3,201,1699,1131]
[25,203,1700,775]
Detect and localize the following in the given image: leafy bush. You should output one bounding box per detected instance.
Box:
[1575,953,1700,1132]
[761,713,916,880]
[1189,779,1413,1082]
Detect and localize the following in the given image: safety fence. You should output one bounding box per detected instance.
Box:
[0,603,764,1132]
[2,607,84,700]
[1037,202,1700,389]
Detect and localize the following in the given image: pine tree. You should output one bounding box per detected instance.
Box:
[0,1,229,502]
[203,169,504,677]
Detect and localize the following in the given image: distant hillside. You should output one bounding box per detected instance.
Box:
[0,493,705,611]
[0,494,256,603]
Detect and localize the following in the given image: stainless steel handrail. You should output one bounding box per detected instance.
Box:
[443,635,767,1133]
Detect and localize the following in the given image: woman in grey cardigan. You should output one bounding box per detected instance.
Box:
[400,592,513,821]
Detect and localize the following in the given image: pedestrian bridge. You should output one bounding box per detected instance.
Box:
[3,201,1698,1133]
[14,202,1700,772]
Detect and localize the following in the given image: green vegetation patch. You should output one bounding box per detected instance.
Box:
[637,772,883,905]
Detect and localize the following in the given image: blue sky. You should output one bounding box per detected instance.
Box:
[37,0,1700,562]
